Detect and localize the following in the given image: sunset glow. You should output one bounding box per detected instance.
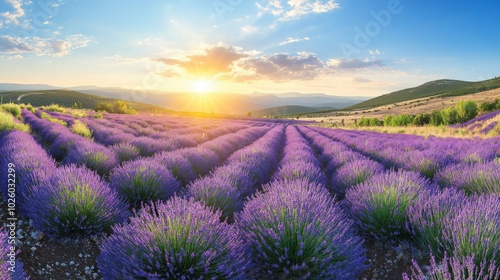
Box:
[192,80,214,94]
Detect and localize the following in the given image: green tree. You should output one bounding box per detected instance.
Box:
[455,100,478,122]
[441,107,459,125]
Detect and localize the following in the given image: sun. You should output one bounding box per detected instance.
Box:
[192,79,214,94]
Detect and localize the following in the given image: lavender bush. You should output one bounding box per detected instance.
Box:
[97,197,250,279]
[154,151,198,185]
[435,162,500,194]
[237,179,366,279]
[110,159,181,207]
[0,228,28,279]
[407,187,468,257]
[0,131,57,216]
[63,142,119,176]
[403,253,499,280]
[27,166,129,238]
[110,142,141,163]
[331,159,385,199]
[344,170,431,239]
[441,194,500,267]
[184,176,243,222]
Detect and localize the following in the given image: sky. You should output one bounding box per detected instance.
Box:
[0,0,499,97]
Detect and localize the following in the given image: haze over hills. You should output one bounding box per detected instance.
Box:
[0,84,368,115]
[2,76,499,115]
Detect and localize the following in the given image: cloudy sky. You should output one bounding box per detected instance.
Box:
[0,0,499,96]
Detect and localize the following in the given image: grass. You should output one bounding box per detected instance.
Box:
[0,111,30,132]
[40,112,68,126]
[1,103,22,118]
[70,120,92,138]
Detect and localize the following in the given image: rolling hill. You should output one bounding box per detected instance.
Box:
[0,89,172,113]
[348,77,500,110]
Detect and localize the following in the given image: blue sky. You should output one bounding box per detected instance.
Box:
[0,0,499,96]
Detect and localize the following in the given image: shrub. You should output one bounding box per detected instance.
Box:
[93,112,103,119]
[407,187,468,257]
[97,197,250,279]
[455,100,478,122]
[403,254,499,280]
[95,100,137,114]
[441,107,459,125]
[412,113,430,126]
[0,103,21,118]
[109,159,181,207]
[42,103,66,113]
[331,159,385,199]
[70,120,92,138]
[40,112,67,126]
[129,137,174,157]
[236,179,366,279]
[434,162,500,195]
[344,170,431,239]
[27,165,130,238]
[0,111,29,132]
[48,133,83,161]
[111,142,140,163]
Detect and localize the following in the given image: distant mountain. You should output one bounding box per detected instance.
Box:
[0,83,367,114]
[252,105,336,116]
[0,83,59,91]
[348,77,500,110]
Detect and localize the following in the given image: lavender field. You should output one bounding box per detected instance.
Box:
[1,109,500,279]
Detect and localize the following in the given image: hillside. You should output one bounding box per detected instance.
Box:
[0,90,172,113]
[348,77,500,110]
[252,105,335,117]
[303,87,500,125]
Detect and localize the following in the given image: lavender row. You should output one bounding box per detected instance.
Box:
[97,180,367,279]
[271,125,327,186]
[182,125,284,221]
[450,109,500,128]
[296,126,385,198]
[310,127,500,181]
[22,109,119,175]
[107,126,272,208]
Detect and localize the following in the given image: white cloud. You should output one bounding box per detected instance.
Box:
[241,24,258,34]
[0,34,91,57]
[2,0,25,25]
[258,0,339,21]
[328,58,384,70]
[279,37,310,46]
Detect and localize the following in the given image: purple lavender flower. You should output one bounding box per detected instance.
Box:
[97,197,251,279]
[27,165,130,238]
[272,161,328,186]
[407,187,469,257]
[331,159,385,199]
[110,142,140,163]
[403,253,499,280]
[0,130,57,216]
[49,132,85,161]
[344,169,431,239]
[129,137,175,156]
[0,228,29,279]
[435,162,500,194]
[109,159,181,207]
[63,142,119,176]
[236,179,366,279]
[184,176,243,222]
[441,194,500,267]
[153,151,198,185]
[181,147,221,175]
